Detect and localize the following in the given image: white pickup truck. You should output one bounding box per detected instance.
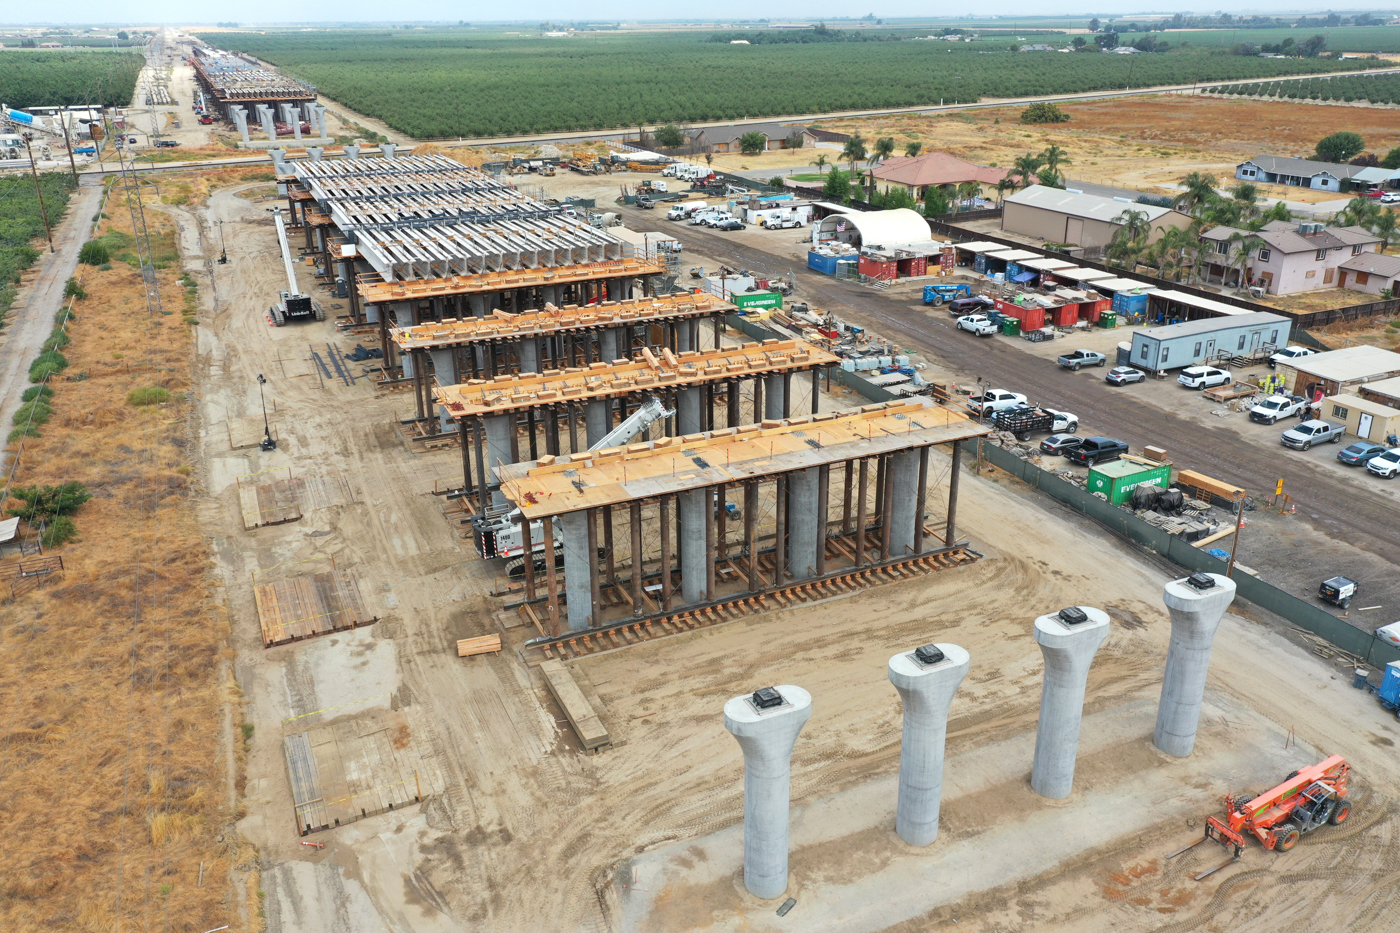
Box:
[1248,394,1307,425]
[966,389,1028,417]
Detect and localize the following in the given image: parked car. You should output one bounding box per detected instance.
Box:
[956,314,998,336]
[1376,620,1400,647]
[1248,394,1307,425]
[703,211,735,227]
[1281,420,1346,450]
[635,197,655,209]
[948,296,995,315]
[1268,345,1316,369]
[1178,366,1232,389]
[1383,193,1400,205]
[714,218,746,231]
[965,389,1027,417]
[1105,366,1146,386]
[1337,442,1389,466]
[1040,433,1084,456]
[1366,447,1400,478]
[1057,349,1107,371]
[1066,437,1130,466]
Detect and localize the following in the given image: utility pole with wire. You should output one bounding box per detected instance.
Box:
[58,112,79,184]
[21,134,54,253]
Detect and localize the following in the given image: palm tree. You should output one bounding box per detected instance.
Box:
[1174,172,1219,216]
[1224,232,1265,290]
[810,153,829,175]
[1149,224,1201,283]
[1040,144,1071,179]
[842,134,867,178]
[1337,196,1379,229]
[1011,153,1044,189]
[1370,208,1398,253]
[904,141,923,158]
[873,137,896,165]
[954,180,982,213]
[994,176,1018,205]
[1108,209,1153,269]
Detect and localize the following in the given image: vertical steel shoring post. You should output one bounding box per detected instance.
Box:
[815,464,830,575]
[586,509,601,629]
[545,404,559,457]
[542,517,560,634]
[946,440,962,547]
[473,421,489,513]
[527,408,538,460]
[521,514,536,601]
[841,459,854,535]
[716,482,727,560]
[659,495,673,611]
[782,372,793,419]
[567,402,579,454]
[811,369,820,415]
[459,416,473,491]
[603,505,616,590]
[727,378,740,428]
[914,446,929,555]
[753,377,764,424]
[856,458,870,567]
[774,474,787,584]
[745,482,759,590]
[630,502,644,615]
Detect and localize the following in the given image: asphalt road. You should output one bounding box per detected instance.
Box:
[635,215,1400,624]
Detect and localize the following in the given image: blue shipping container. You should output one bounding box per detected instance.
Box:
[1112,291,1151,316]
[808,251,839,275]
[973,254,988,274]
[1006,263,1021,280]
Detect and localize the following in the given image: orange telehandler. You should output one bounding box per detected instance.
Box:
[1168,755,1351,880]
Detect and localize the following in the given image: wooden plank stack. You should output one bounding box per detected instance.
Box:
[456,634,502,657]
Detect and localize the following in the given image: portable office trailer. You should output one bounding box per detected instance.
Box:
[1129,312,1291,372]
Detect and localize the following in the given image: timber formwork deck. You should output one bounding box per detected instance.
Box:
[394,292,729,351]
[520,544,980,662]
[255,570,376,648]
[358,256,666,306]
[238,474,304,530]
[283,710,433,835]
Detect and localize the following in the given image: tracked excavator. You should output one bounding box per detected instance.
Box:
[1167,755,1351,880]
[267,208,325,326]
[472,395,674,579]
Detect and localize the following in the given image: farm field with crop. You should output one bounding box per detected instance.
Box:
[1113,25,1400,53]
[1209,72,1400,105]
[0,173,76,326]
[0,50,144,109]
[194,30,1381,139]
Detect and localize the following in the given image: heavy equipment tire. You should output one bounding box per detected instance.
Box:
[1330,802,1351,825]
[1274,826,1300,852]
[1286,771,1299,781]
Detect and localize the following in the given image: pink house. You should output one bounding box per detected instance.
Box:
[1199,220,1380,296]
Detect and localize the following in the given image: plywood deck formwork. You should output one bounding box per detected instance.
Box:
[254,570,376,647]
[238,472,304,530]
[358,256,666,305]
[283,710,435,835]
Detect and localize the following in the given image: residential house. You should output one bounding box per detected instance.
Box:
[1199,220,1380,295]
[1336,251,1400,294]
[688,123,817,153]
[870,152,1013,204]
[1234,154,1400,192]
[1001,185,1192,249]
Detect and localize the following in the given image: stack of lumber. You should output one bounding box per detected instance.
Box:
[456,634,502,657]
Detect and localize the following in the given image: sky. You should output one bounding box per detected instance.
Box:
[6,5,1400,26]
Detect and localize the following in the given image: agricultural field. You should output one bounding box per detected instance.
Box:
[1114,25,1400,53]
[0,50,145,109]
[0,173,77,326]
[1209,72,1400,105]
[194,30,1380,138]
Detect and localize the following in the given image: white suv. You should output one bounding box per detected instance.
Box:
[1178,366,1232,389]
[1366,448,1400,478]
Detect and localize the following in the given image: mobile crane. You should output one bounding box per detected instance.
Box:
[472,395,674,578]
[1167,755,1351,880]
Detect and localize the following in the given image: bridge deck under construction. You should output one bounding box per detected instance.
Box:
[358,256,667,306]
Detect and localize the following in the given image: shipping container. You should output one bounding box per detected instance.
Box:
[807,251,839,275]
[859,256,898,280]
[1084,298,1112,322]
[973,254,988,274]
[1087,459,1172,505]
[994,298,1045,332]
[896,256,927,277]
[733,291,783,312]
[1111,290,1152,318]
[1050,303,1078,328]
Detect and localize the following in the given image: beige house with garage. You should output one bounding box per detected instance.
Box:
[1323,393,1400,443]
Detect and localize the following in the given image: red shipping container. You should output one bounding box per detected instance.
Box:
[1087,298,1111,322]
[940,249,955,274]
[897,256,927,277]
[859,256,897,280]
[1051,303,1078,327]
[994,298,1045,331]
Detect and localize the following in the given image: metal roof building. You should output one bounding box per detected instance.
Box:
[1002,185,1193,249]
[814,208,931,248]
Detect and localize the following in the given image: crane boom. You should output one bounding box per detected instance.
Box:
[589,395,672,452]
[273,209,301,296]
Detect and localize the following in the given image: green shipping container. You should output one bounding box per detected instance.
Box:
[733,291,783,311]
[1087,459,1172,505]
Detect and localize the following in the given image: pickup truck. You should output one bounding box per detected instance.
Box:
[1057,349,1107,371]
[956,314,998,336]
[1248,394,1307,425]
[966,389,1028,417]
[1280,420,1345,450]
[1066,436,1130,466]
[154,139,180,148]
[993,406,1080,441]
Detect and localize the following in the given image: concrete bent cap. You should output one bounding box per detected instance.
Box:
[888,643,970,689]
[1033,606,1111,646]
[1163,573,1237,613]
[724,685,812,737]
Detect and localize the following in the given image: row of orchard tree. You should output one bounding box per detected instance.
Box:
[0,51,144,110]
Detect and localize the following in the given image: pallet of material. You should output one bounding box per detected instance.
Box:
[457,634,502,657]
[1176,469,1245,503]
[1203,381,1259,402]
[540,660,611,751]
[255,570,376,647]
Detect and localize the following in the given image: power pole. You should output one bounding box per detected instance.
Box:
[22,134,54,253]
[59,111,79,184]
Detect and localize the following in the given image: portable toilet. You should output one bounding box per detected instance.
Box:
[1380,660,1400,709]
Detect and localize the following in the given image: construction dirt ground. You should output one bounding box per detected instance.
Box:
[172,159,1400,933]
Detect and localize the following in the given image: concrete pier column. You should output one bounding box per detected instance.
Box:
[305,146,324,162]
[401,352,415,379]
[558,511,594,632]
[1154,573,1236,758]
[677,387,703,436]
[437,405,456,435]
[380,141,397,160]
[468,294,488,318]
[268,148,287,174]
[311,104,328,140]
[279,103,302,142]
[483,414,516,506]
[585,399,610,447]
[723,686,813,900]
[764,375,786,421]
[785,468,820,580]
[677,488,708,605]
[230,105,250,143]
[677,321,694,353]
[886,449,920,558]
[888,643,970,846]
[1031,607,1111,799]
[519,338,540,374]
[600,327,620,362]
[343,144,360,159]
[255,105,276,141]
[429,348,456,387]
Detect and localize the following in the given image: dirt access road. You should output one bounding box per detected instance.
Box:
[619,210,1400,622]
